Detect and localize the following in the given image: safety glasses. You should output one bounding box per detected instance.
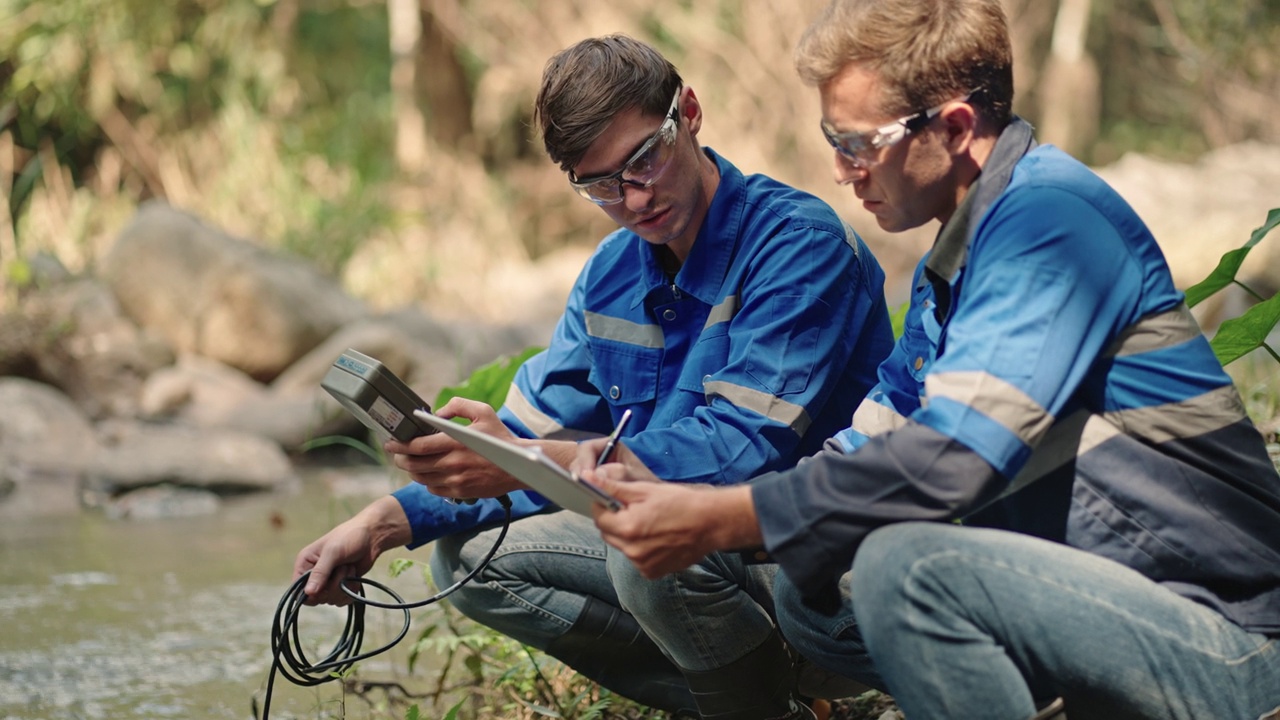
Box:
[821,91,974,169]
[568,89,682,205]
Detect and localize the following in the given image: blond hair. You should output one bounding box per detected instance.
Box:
[795,0,1013,126]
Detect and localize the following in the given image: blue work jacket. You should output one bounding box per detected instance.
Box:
[395,148,894,547]
[754,121,1280,635]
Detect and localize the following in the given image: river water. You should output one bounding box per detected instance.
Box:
[0,467,443,720]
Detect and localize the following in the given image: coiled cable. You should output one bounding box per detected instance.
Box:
[258,495,513,719]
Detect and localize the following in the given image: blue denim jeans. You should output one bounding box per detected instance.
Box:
[606,547,781,672]
[775,522,1280,720]
[429,508,615,648]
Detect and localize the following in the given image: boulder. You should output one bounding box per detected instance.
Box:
[100,201,367,381]
[0,378,102,517]
[101,484,223,520]
[2,278,174,419]
[139,353,268,424]
[86,419,299,499]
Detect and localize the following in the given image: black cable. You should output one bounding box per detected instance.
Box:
[258,495,513,720]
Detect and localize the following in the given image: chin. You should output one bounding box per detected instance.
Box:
[875,216,907,233]
[876,212,929,235]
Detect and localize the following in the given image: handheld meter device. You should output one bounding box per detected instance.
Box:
[321,349,438,443]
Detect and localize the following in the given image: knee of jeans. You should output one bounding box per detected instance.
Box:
[774,572,816,644]
[428,530,509,621]
[605,546,662,616]
[850,522,955,613]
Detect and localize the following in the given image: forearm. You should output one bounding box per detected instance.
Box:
[709,484,764,551]
[357,494,415,553]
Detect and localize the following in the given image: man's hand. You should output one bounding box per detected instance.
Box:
[385,397,528,499]
[572,438,763,578]
[292,495,413,606]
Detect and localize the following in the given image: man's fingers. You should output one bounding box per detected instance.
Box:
[588,466,643,497]
[304,562,331,599]
[571,438,610,476]
[438,396,492,423]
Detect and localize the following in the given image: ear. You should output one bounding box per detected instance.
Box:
[938,100,977,156]
[682,86,704,137]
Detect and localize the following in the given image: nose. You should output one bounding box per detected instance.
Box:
[621,181,656,213]
[833,152,869,186]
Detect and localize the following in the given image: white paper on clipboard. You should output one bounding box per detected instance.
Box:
[412,410,622,517]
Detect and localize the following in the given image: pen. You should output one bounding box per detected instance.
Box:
[595,409,633,467]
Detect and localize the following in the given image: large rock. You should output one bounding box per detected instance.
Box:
[100,201,367,381]
[1093,142,1280,302]
[7,277,175,419]
[87,419,298,497]
[139,353,268,425]
[0,378,103,517]
[0,377,301,519]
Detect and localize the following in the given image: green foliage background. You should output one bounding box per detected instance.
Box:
[2,0,1278,314]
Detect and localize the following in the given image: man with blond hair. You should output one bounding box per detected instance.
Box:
[578,2,1280,718]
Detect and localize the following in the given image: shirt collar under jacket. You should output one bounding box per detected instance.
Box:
[923,117,1037,322]
[631,147,744,309]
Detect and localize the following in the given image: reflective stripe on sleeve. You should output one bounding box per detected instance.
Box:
[704,380,812,436]
[925,370,1056,447]
[584,311,664,348]
[703,295,739,332]
[1098,384,1248,447]
[849,397,909,438]
[1103,303,1205,358]
[504,383,568,439]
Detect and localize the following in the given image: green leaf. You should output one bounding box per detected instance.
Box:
[433,346,544,411]
[406,624,438,673]
[1185,208,1280,308]
[387,557,416,578]
[298,434,384,463]
[441,699,465,720]
[1185,247,1250,308]
[1209,292,1280,366]
[1247,208,1280,250]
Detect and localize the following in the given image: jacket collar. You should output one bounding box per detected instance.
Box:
[924,117,1037,320]
[633,147,741,308]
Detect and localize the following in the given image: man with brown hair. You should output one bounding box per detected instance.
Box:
[294,34,893,717]
[577,2,1280,718]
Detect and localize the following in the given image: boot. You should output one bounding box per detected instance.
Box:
[543,596,697,715]
[681,628,814,720]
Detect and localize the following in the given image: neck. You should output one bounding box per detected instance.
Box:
[668,147,721,265]
[941,131,999,226]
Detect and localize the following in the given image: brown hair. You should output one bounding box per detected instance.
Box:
[534,34,683,172]
[794,0,1013,127]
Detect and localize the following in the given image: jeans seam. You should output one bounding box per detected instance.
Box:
[905,550,1266,663]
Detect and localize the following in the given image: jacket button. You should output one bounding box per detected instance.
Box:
[609,385,621,400]
[914,357,924,370]
[662,308,677,321]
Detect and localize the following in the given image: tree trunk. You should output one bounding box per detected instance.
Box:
[417,0,473,148]
[1038,0,1101,159]
[389,0,428,175]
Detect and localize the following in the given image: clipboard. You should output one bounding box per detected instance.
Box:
[412,410,622,517]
